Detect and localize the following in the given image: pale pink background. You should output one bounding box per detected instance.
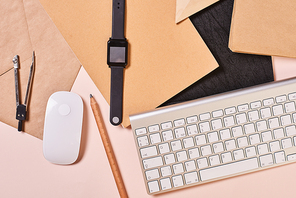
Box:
[1,56,296,198]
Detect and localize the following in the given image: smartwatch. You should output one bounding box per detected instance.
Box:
[107,0,128,126]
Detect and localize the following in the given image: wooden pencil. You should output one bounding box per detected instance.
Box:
[90,94,128,198]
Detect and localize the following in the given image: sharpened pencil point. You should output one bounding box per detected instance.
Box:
[90,94,93,98]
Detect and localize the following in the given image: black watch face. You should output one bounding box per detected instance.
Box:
[107,39,128,66]
[110,46,126,63]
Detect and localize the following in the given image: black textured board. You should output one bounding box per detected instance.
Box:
[160,0,274,107]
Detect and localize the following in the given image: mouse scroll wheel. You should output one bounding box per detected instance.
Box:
[58,104,71,116]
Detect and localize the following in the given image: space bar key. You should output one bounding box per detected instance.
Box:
[200,158,259,181]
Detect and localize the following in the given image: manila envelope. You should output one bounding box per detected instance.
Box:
[0,0,81,139]
[176,0,220,23]
[229,0,296,58]
[39,0,219,127]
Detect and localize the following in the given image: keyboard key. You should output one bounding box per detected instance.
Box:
[281,115,292,126]
[172,175,184,187]
[183,137,194,148]
[136,127,147,136]
[251,101,261,109]
[225,139,236,151]
[263,98,274,106]
[245,146,256,157]
[244,123,256,134]
[161,166,172,177]
[137,136,149,147]
[232,126,243,137]
[148,181,160,193]
[274,151,286,163]
[145,169,160,180]
[285,102,296,113]
[273,128,285,139]
[270,141,281,152]
[276,95,287,103]
[220,129,231,140]
[162,130,174,141]
[185,160,196,172]
[248,110,259,121]
[171,140,182,151]
[159,143,170,154]
[160,178,172,190]
[195,134,207,145]
[273,105,284,116]
[184,172,199,184]
[237,104,249,112]
[213,142,224,153]
[237,136,248,148]
[150,133,161,144]
[173,163,184,174]
[209,155,220,166]
[256,120,267,131]
[199,122,211,133]
[161,121,172,130]
[288,92,296,100]
[174,127,186,138]
[257,143,269,155]
[174,118,185,127]
[200,113,211,121]
[164,154,176,164]
[199,158,258,181]
[148,124,160,133]
[197,157,208,169]
[211,119,223,130]
[286,125,296,136]
[260,108,271,119]
[236,113,247,124]
[187,124,198,136]
[187,115,198,124]
[212,109,223,118]
[188,148,200,159]
[268,118,280,129]
[201,145,212,156]
[143,156,163,169]
[282,138,293,149]
[176,151,188,162]
[261,131,272,142]
[225,107,236,115]
[233,149,244,160]
[259,154,274,167]
[207,131,219,143]
[140,146,158,158]
[249,134,260,145]
[224,116,235,127]
[221,152,232,163]
[287,154,296,161]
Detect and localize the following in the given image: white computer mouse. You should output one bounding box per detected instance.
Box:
[43,91,83,165]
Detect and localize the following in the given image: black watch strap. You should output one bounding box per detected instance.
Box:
[110,66,124,125]
[111,0,125,40]
[108,0,127,126]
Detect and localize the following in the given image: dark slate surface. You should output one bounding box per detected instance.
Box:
[160,0,274,107]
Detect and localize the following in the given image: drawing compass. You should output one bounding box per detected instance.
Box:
[13,51,35,132]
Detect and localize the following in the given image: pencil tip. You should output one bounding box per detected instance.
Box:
[90,94,93,98]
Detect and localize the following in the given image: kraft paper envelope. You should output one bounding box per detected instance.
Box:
[0,0,81,139]
[229,0,296,58]
[176,0,220,23]
[39,0,219,127]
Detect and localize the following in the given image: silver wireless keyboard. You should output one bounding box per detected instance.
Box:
[129,77,296,195]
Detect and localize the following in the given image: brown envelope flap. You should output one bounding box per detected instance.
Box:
[0,0,81,139]
[229,0,296,58]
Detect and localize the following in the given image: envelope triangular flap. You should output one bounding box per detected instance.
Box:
[176,0,220,23]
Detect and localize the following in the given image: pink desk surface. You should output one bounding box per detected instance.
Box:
[1,57,296,198]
